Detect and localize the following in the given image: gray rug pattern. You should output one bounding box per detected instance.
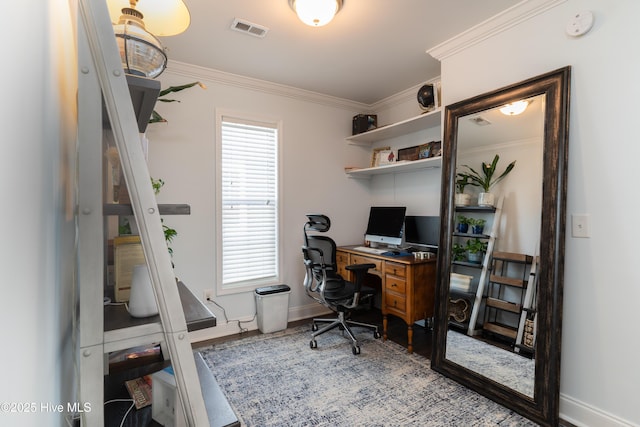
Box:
[446,331,535,397]
[199,326,538,426]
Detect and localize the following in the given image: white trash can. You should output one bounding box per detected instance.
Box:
[255,284,291,333]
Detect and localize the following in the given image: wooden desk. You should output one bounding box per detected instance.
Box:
[336,246,437,353]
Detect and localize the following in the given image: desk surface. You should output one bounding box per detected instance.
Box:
[338,245,437,265]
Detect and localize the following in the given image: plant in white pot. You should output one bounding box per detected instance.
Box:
[455,173,472,206]
[460,154,516,207]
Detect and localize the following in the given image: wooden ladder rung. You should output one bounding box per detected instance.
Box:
[486,297,521,313]
[483,322,518,339]
[489,274,527,288]
[492,251,533,263]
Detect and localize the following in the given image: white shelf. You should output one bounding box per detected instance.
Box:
[345,109,441,144]
[346,156,442,178]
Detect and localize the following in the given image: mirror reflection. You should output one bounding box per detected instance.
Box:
[432,67,570,426]
[444,94,545,398]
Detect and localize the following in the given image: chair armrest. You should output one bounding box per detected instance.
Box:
[345,263,376,272]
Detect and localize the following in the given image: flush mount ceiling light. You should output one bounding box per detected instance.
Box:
[107,0,190,78]
[289,0,343,27]
[499,100,530,116]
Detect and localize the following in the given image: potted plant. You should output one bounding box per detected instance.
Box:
[119,177,178,259]
[468,218,486,235]
[465,238,488,263]
[455,173,472,206]
[459,154,516,207]
[456,215,470,233]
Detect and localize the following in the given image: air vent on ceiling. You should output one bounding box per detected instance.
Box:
[469,116,492,126]
[231,18,269,38]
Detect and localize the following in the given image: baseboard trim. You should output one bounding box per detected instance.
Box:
[560,393,639,427]
[189,304,331,343]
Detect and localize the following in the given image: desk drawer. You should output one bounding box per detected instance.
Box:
[385,261,406,278]
[350,254,382,272]
[385,275,406,294]
[336,251,349,267]
[384,292,407,313]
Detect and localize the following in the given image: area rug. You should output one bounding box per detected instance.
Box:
[199,325,538,426]
[446,330,535,397]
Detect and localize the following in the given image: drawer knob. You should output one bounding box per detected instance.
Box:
[391,283,397,287]
[393,300,398,307]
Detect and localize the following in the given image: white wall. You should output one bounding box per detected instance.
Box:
[437,1,640,425]
[147,63,374,337]
[0,0,78,425]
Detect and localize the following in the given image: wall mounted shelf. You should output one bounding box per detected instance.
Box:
[345,109,441,145]
[346,156,442,178]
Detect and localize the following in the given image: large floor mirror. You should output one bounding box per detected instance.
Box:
[431,67,570,426]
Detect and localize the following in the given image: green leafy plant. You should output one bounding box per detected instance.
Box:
[455,173,472,194]
[151,177,165,195]
[467,218,486,227]
[465,238,488,254]
[121,177,178,258]
[457,215,471,225]
[149,82,207,124]
[459,154,516,192]
[452,243,466,261]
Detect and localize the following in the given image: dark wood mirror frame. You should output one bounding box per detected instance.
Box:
[431,67,571,427]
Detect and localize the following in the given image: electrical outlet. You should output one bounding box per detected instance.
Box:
[203,289,215,301]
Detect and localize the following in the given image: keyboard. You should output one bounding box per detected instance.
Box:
[353,246,388,255]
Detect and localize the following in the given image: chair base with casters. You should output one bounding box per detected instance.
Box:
[310,307,381,355]
[302,214,381,355]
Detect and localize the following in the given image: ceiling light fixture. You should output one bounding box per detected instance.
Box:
[106,0,191,78]
[289,0,343,27]
[499,100,530,116]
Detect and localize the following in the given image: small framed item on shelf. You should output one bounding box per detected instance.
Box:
[377,149,395,166]
[418,143,432,159]
[397,145,420,161]
[430,141,442,157]
[418,141,442,159]
[371,146,390,167]
[352,114,378,135]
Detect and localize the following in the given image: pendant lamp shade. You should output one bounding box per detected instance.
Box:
[107,0,191,78]
[107,0,191,36]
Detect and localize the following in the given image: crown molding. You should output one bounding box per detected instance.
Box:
[166,60,368,111]
[427,0,566,61]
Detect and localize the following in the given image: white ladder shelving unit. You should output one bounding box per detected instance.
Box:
[464,196,504,336]
[77,0,208,425]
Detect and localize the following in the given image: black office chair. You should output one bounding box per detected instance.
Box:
[302,214,381,355]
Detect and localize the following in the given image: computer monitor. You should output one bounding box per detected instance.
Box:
[404,215,440,251]
[364,206,406,247]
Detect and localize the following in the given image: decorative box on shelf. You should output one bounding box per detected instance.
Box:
[113,235,145,302]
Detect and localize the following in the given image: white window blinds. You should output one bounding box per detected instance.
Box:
[221,118,279,287]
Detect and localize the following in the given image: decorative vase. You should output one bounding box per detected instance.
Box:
[128,264,158,318]
[478,192,495,207]
[455,193,471,206]
[471,225,484,235]
[466,251,483,264]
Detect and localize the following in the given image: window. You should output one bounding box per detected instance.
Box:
[217,113,281,292]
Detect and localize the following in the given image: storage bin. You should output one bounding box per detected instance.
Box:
[255,285,291,333]
[450,273,473,292]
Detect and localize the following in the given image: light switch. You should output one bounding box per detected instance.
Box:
[571,214,591,238]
